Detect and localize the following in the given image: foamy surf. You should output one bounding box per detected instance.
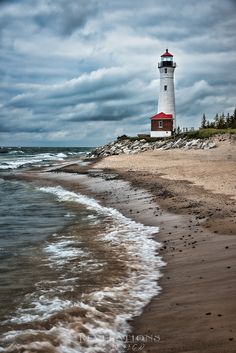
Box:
[1,186,165,353]
[45,239,86,267]
[0,149,89,170]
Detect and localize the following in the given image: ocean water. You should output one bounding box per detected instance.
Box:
[0,147,91,170]
[0,148,164,353]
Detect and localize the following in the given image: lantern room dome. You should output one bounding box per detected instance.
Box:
[161,49,173,57]
[159,49,176,67]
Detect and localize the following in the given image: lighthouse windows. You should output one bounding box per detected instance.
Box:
[165,68,167,73]
[164,85,167,91]
[158,121,163,128]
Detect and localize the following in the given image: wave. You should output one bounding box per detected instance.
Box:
[1,186,165,353]
[0,159,43,169]
[8,150,25,155]
[56,153,67,158]
[0,148,91,170]
[0,154,66,170]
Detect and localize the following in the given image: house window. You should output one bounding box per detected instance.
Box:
[165,68,167,73]
[158,121,163,128]
[164,85,167,91]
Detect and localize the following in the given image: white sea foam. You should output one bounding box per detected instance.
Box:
[44,239,86,266]
[9,296,74,324]
[0,158,42,169]
[87,214,97,219]
[64,212,76,218]
[8,150,24,155]
[56,153,67,158]
[2,186,165,353]
[0,153,68,170]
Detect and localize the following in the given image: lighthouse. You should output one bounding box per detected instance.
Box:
[150,49,176,138]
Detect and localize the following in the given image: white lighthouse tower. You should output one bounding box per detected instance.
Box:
[150,49,176,138]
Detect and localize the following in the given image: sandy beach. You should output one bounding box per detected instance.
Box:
[34,138,236,352]
[87,138,236,353]
[3,139,236,352]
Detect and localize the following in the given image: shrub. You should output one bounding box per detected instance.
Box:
[183,128,236,139]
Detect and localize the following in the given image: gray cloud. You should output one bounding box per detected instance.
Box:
[33,0,100,35]
[0,0,235,146]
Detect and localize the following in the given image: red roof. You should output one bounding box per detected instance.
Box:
[150,112,173,120]
[161,49,173,57]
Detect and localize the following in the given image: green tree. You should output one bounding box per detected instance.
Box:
[214,113,219,128]
[209,120,215,128]
[230,108,236,128]
[201,113,207,128]
[217,113,226,129]
[226,113,231,128]
[198,108,236,130]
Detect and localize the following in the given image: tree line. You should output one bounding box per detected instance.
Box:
[201,108,236,129]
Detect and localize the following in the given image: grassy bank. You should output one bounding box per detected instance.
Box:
[117,129,236,143]
[183,128,236,139]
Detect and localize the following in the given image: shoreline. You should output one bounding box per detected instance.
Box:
[59,142,236,352]
[88,142,236,353]
[95,169,236,353]
[2,142,236,352]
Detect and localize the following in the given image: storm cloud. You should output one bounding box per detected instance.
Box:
[0,0,236,146]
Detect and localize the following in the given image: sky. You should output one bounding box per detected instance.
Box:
[0,0,236,147]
